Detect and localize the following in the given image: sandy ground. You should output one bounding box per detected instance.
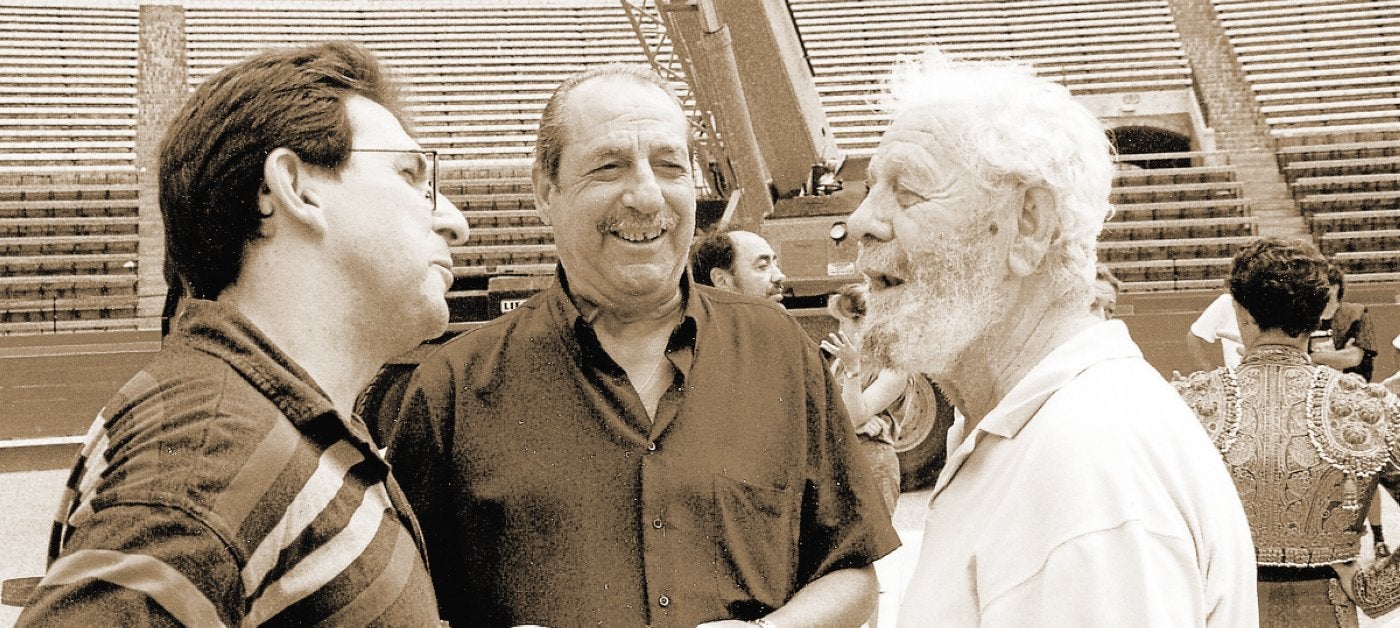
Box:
[2,472,1400,627]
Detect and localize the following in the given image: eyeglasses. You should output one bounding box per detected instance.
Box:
[348,148,438,209]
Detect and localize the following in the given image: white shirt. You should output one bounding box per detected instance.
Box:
[1190,294,1244,368]
[897,320,1257,627]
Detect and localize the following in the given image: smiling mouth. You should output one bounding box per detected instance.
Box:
[611,227,666,243]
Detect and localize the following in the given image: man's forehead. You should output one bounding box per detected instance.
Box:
[730,231,774,257]
[871,122,961,174]
[559,78,687,138]
[345,94,417,149]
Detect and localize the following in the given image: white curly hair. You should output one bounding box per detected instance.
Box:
[879,49,1115,303]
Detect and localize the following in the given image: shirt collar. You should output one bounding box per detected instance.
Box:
[545,266,703,380]
[974,318,1142,440]
[172,299,377,449]
[553,264,703,327]
[931,319,1142,498]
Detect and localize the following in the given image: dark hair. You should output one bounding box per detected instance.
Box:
[1228,237,1330,338]
[533,63,682,184]
[159,41,404,299]
[1326,260,1346,301]
[828,283,869,322]
[690,230,736,287]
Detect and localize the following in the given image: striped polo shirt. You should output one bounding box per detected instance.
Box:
[18,299,441,627]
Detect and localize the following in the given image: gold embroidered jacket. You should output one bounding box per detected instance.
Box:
[1176,345,1400,616]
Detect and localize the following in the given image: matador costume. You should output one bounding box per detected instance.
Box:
[1177,344,1400,627]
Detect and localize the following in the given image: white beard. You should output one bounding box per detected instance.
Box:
[861,225,1007,380]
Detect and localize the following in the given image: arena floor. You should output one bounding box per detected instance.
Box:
[3,472,1400,626]
[5,288,1400,624]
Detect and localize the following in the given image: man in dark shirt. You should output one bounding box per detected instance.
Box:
[384,63,899,627]
[19,42,469,626]
[1311,262,1378,381]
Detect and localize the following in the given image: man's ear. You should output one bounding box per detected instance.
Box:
[532,165,555,227]
[261,147,328,236]
[711,267,735,290]
[1008,185,1058,278]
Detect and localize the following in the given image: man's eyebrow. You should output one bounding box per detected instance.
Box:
[584,146,630,163]
[654,143,687,157]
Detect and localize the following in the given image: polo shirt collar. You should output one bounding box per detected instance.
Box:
[172,299,379,454]
[932,319,1141,496]
[975,318,1140,439]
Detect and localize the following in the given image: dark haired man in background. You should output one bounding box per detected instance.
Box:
[20,41,467,626]
[691,229,787,303]
[1176,237,1400,625]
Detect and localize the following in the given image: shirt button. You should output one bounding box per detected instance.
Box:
[652,518,664,529]
[658,595,670,607]
[647,441,657,452]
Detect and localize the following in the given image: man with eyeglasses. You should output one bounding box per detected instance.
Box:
[19,42,467,626]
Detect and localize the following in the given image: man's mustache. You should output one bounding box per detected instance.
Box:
[597,208,679,234]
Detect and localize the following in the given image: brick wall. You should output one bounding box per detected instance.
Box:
[135,2,186,330]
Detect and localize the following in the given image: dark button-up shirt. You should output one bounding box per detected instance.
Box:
[386,274,899,627]
[20,299,440,627]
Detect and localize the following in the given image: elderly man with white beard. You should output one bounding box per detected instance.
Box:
[844,50,1258,626]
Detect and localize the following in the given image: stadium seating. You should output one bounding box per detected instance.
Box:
[183,3,649,163]
[1215,0,1400,143]
[1101,153,1256,290]
[0,2,140,332]
[790,0,1195,154]
[1,0,1395,330]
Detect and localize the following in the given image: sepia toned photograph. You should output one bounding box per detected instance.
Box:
[1,0,1399,625]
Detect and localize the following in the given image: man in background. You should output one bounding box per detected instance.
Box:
[691,228,787,303]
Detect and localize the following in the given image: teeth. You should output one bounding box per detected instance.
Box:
[616,229,662,242]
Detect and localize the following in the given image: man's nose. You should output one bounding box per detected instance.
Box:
[845,196,892,244]
[771,263,786,285]
[433,192,469,246]
[622,167,664,215]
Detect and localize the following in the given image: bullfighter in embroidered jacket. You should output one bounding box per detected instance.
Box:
[1177,237,1400,627]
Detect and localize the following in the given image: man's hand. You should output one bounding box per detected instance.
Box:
[1313,340,1363,370]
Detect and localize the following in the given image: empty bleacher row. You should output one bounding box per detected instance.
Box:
[0,169,140,330]
[1280,138,1400,280]
[1211,0,1400,280]
[183,2,648,163]
[0,3,141,332]
[788,0,1194,154]
[1101,152,1255,291]
[1213,0,1400,142]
